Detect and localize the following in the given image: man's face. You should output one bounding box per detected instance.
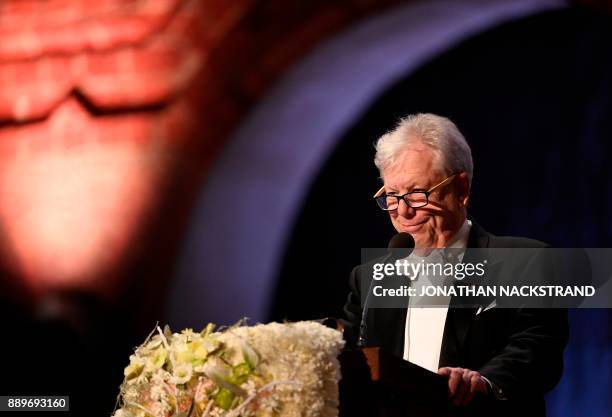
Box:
[382,141,469,248]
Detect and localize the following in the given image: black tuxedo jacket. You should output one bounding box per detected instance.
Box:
[342,221,568,417]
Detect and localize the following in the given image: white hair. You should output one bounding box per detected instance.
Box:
[374,113,473,186]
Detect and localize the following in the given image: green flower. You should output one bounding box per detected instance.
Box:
[124,356,145,380]
[145,347,167,373]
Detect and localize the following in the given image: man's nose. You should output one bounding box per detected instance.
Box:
[397,198,415,217]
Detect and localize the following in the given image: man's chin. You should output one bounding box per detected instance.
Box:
[399,221,426,234]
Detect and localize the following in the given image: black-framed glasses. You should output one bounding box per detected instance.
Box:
[373,174,457,211]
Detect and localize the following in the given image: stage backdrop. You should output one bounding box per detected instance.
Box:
[171,2,612,417]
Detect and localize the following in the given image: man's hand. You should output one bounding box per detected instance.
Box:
[437,367,488,406]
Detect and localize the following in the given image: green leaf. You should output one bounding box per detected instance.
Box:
[202,358,247,397]
[240,340,259,369]
[214,388,235,410]
[230,363,252,385]
[201,323,215,338]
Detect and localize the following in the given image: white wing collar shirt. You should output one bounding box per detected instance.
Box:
[402,219,472,371]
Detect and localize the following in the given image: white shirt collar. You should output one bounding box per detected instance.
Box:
[446,218,471,249]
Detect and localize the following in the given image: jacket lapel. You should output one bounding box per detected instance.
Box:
[438,220,491,368]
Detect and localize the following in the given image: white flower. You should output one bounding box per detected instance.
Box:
[151,369,171,384]
[149,384,165,402]
[201,334,221,353]
[170,363,193,385]
[181,328,197,339]
[111,409,135,417]
[114,321,344,417]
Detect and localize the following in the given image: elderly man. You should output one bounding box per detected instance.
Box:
[343,113,568,416]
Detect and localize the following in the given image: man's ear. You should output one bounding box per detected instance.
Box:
[456,172,470,206]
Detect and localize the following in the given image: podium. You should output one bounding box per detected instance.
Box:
[339,347,501,417]
[339,347,451,417]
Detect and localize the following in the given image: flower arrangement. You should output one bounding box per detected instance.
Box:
[112,321,345,417]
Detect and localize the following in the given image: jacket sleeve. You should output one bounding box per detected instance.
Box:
[341,266,363,347]
[477,307,569,399]
[476,244,570,399]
